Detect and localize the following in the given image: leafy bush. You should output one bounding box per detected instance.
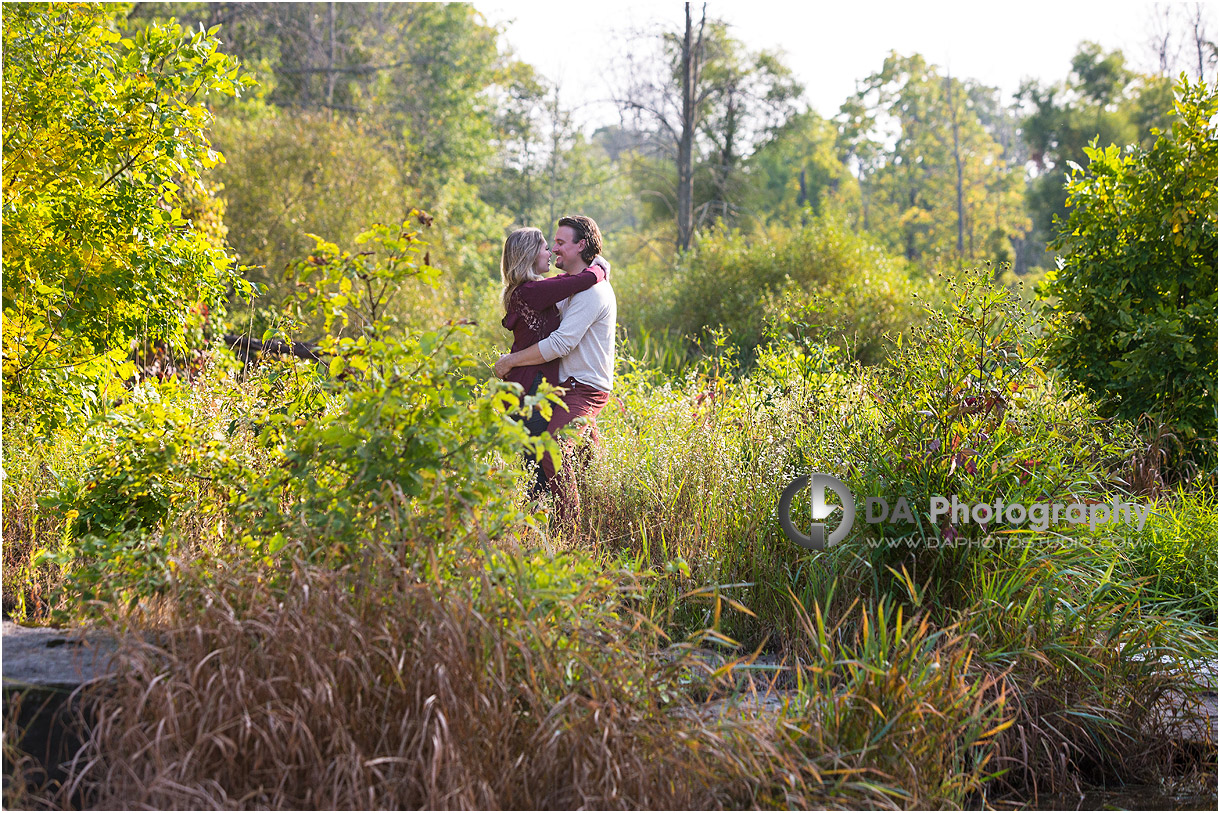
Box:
[582,269,1134,637]
[231,223,556,562]
[1043,76,1217,469]
[830,270,1127,608]
[666,215,930,365]
[40,366,258,611]
[1,3,252,431]
[41,219,558,617]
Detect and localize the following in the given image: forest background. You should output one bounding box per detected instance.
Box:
[5,1,1216,433]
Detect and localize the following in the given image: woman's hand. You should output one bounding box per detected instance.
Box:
[493,353,514,379]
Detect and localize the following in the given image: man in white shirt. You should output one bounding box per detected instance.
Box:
[493,215,616,521]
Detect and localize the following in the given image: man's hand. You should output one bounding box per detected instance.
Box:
[495,343,547,378]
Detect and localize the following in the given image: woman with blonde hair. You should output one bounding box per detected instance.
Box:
[499,226,607,497]
[499,226,606,403]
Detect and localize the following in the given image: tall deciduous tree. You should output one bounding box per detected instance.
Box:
[676,2,703,251]
[137,3,542,199]
[1017,42,1177,271]
[743,110,859,225]
[615,3,801,250]
[696,22,802,225]
[839,52,1029,267]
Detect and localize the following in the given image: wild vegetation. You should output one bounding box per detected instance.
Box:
[3,2,1216,809]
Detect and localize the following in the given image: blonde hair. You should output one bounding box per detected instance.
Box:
[500,227,546,311]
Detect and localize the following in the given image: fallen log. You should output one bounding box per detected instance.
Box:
[223,333,323,364]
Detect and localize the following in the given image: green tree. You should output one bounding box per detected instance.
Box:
[1043,76,1217,464]
[743,109,860,226]
[366,3,526,197]
[694,21,802,226]
[615,6,803,249]
[133,2,547,294]
[478,81,637,241]
[210,109,404,288]
[142,3,541,198]
[839,52,1030,268]
[2,2,252,430]
[1017,42,1176,272]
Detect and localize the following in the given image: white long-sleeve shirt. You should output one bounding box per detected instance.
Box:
[536,277,616,392]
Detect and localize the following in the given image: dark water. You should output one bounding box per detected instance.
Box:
[1028,782,1218,810]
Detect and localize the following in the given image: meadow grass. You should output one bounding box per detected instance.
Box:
[7,543,1012,810]
[3,269,1215,809]
[1,422,91,620]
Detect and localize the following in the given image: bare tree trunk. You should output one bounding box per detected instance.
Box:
[947,74,965,262]
[326,1,337,108]
[548,86,562,229]
[1154,3,1174,75]
[715,91,738,223]
[676,3,705,252]
[1191,3,1214,79]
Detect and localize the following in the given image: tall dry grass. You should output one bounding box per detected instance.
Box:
[24,550,817,810]
[9,544,1213,810]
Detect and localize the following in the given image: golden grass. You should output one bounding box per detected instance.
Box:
[22,551,803,809]
[8,545,1214,810]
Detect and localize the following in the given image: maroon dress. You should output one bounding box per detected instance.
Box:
[501,264,606,397]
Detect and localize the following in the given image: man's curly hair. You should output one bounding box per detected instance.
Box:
[557,215,603,264]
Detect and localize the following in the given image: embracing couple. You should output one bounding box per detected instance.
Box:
[493,215,615,528]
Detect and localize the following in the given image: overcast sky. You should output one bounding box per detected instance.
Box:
[476,1,1213,131]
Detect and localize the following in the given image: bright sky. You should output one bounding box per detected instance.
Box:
[476,1,1212,131]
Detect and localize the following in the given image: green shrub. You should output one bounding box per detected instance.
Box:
[40,220,557,618]
[39,364,262,613]
[665,215,930,365]
[0,425,88,619]
[831,269,1127,608]
[1043,76,1217,469]
[581,268,1133,640]
[231,224,554,565]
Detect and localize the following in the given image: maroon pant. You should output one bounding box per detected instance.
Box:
[540,377,609,526]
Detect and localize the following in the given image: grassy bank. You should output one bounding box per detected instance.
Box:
[4,266,1215,809]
